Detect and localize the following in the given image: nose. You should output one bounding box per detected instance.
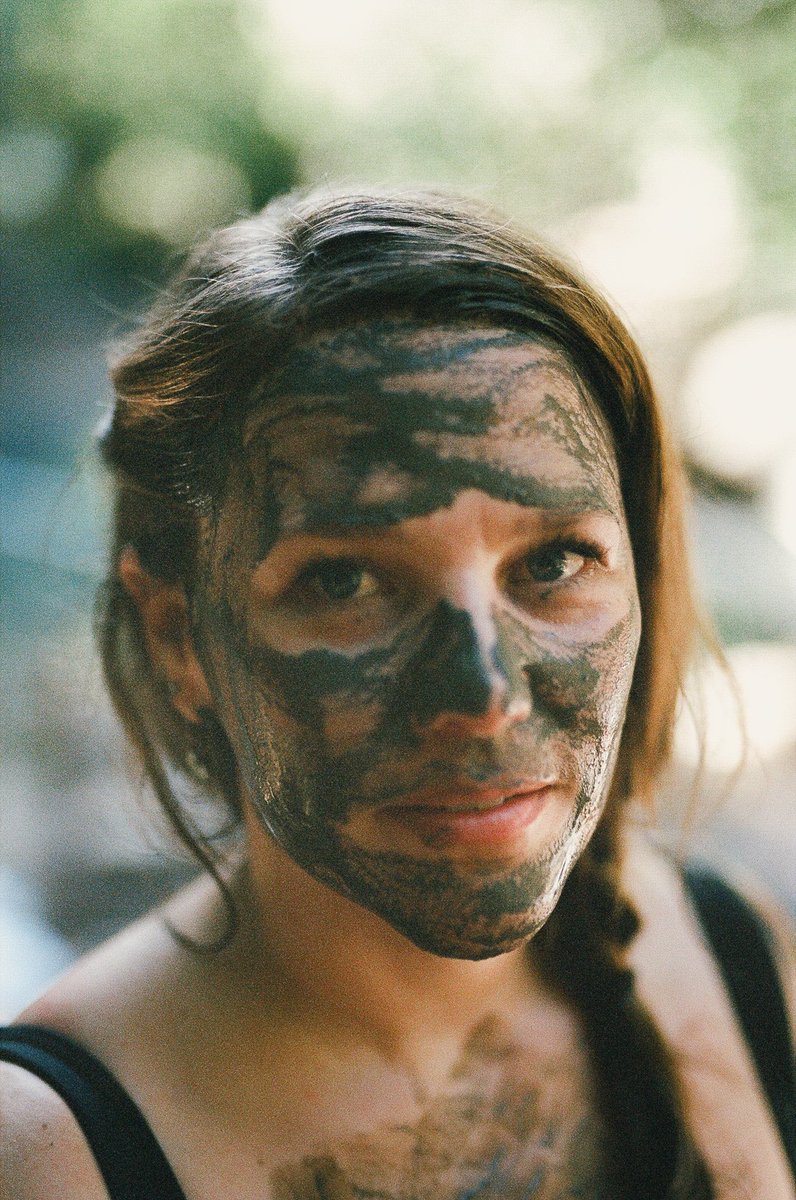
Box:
[404,599,531,741]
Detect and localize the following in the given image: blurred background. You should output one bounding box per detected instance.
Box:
[2,0,795,1016]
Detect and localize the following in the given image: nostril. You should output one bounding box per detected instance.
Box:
[409,667,496,733]
[409,682,531,740]
[401,599,532,737]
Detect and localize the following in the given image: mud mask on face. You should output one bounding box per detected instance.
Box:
[192,324,640,958]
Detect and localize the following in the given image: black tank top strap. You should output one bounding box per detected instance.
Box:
[0,1023,187,1200]
[683,863,796,1176]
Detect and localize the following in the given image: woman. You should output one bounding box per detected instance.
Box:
[2,189,794,1198]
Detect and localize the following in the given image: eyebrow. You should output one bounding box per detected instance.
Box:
[274,497,621,541]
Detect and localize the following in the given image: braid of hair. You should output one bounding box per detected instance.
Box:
[535,818,714,1198]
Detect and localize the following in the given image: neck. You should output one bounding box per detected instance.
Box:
[231,810,540,1076]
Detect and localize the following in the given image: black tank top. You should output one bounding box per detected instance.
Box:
[1,866,794,1198]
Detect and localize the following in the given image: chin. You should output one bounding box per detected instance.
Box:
[391,808,576,922]
[361,874,563,961]
[296,819,580,959]
[397,921,546,962]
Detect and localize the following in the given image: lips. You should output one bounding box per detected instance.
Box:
[378,776,557,850]
[383,776,555,813]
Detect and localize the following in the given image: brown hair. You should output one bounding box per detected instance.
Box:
[98,188,711,1195]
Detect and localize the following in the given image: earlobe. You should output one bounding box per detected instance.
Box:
[118,546,213,724]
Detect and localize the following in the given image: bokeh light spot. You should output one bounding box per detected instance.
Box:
[680,312,796,482]
[766,447,796,564]
[567,143,744,332]
[676,642,796,771]
[0,122,71,224]
[94,138,251,244]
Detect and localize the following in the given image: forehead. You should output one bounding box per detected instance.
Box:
[239,324,621,537]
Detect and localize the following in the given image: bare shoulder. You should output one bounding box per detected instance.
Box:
[719,862,796,1031]
[1,877,236,1198]
[16,873,226,1042]
[0,1060,109,1200]
[0,900,187,1200]
[621,831,718,1010]
[622,831,796,1197]
[622,830,796,1032]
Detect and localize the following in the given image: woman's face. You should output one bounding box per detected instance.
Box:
[194,324,641,958]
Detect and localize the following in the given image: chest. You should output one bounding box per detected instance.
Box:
[176,1023,613,1200]
[167,1024,793,1200]
[266,1115,607,1199]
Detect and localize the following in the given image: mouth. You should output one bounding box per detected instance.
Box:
[379,777,558,849]
[386,776,555,812]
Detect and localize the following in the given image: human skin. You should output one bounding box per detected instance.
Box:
[11,333,794,1200]
[191,323,642,960]
[268,1010,606,1199]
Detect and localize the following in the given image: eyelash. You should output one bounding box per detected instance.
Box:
[286,535,605,608]
[535,535,604,567]
[290,557,383,606]
[509,536,604,585]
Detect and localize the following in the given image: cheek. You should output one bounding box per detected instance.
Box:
[246,642,394,724]
[242,594,448,744]
[497,601,640,742]
[207,606,413,774]
[319,696,385,755]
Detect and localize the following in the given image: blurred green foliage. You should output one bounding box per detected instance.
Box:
[2,0,300,275]
[2,0,793,302]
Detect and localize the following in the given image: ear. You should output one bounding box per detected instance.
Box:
[118,546,213,724]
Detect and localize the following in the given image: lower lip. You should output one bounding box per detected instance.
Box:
[383,788,553,849]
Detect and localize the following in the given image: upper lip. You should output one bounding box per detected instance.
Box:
[382,776,556,814]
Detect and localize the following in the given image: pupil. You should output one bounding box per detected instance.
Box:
[315,561,363,600]
[531,548,565,582]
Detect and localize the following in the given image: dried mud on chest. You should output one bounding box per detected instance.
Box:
[270,1018,608,1200]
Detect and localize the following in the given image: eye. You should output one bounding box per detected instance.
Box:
[510,539,602,588]
[527,545,586,583]
[294,557,380,604]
